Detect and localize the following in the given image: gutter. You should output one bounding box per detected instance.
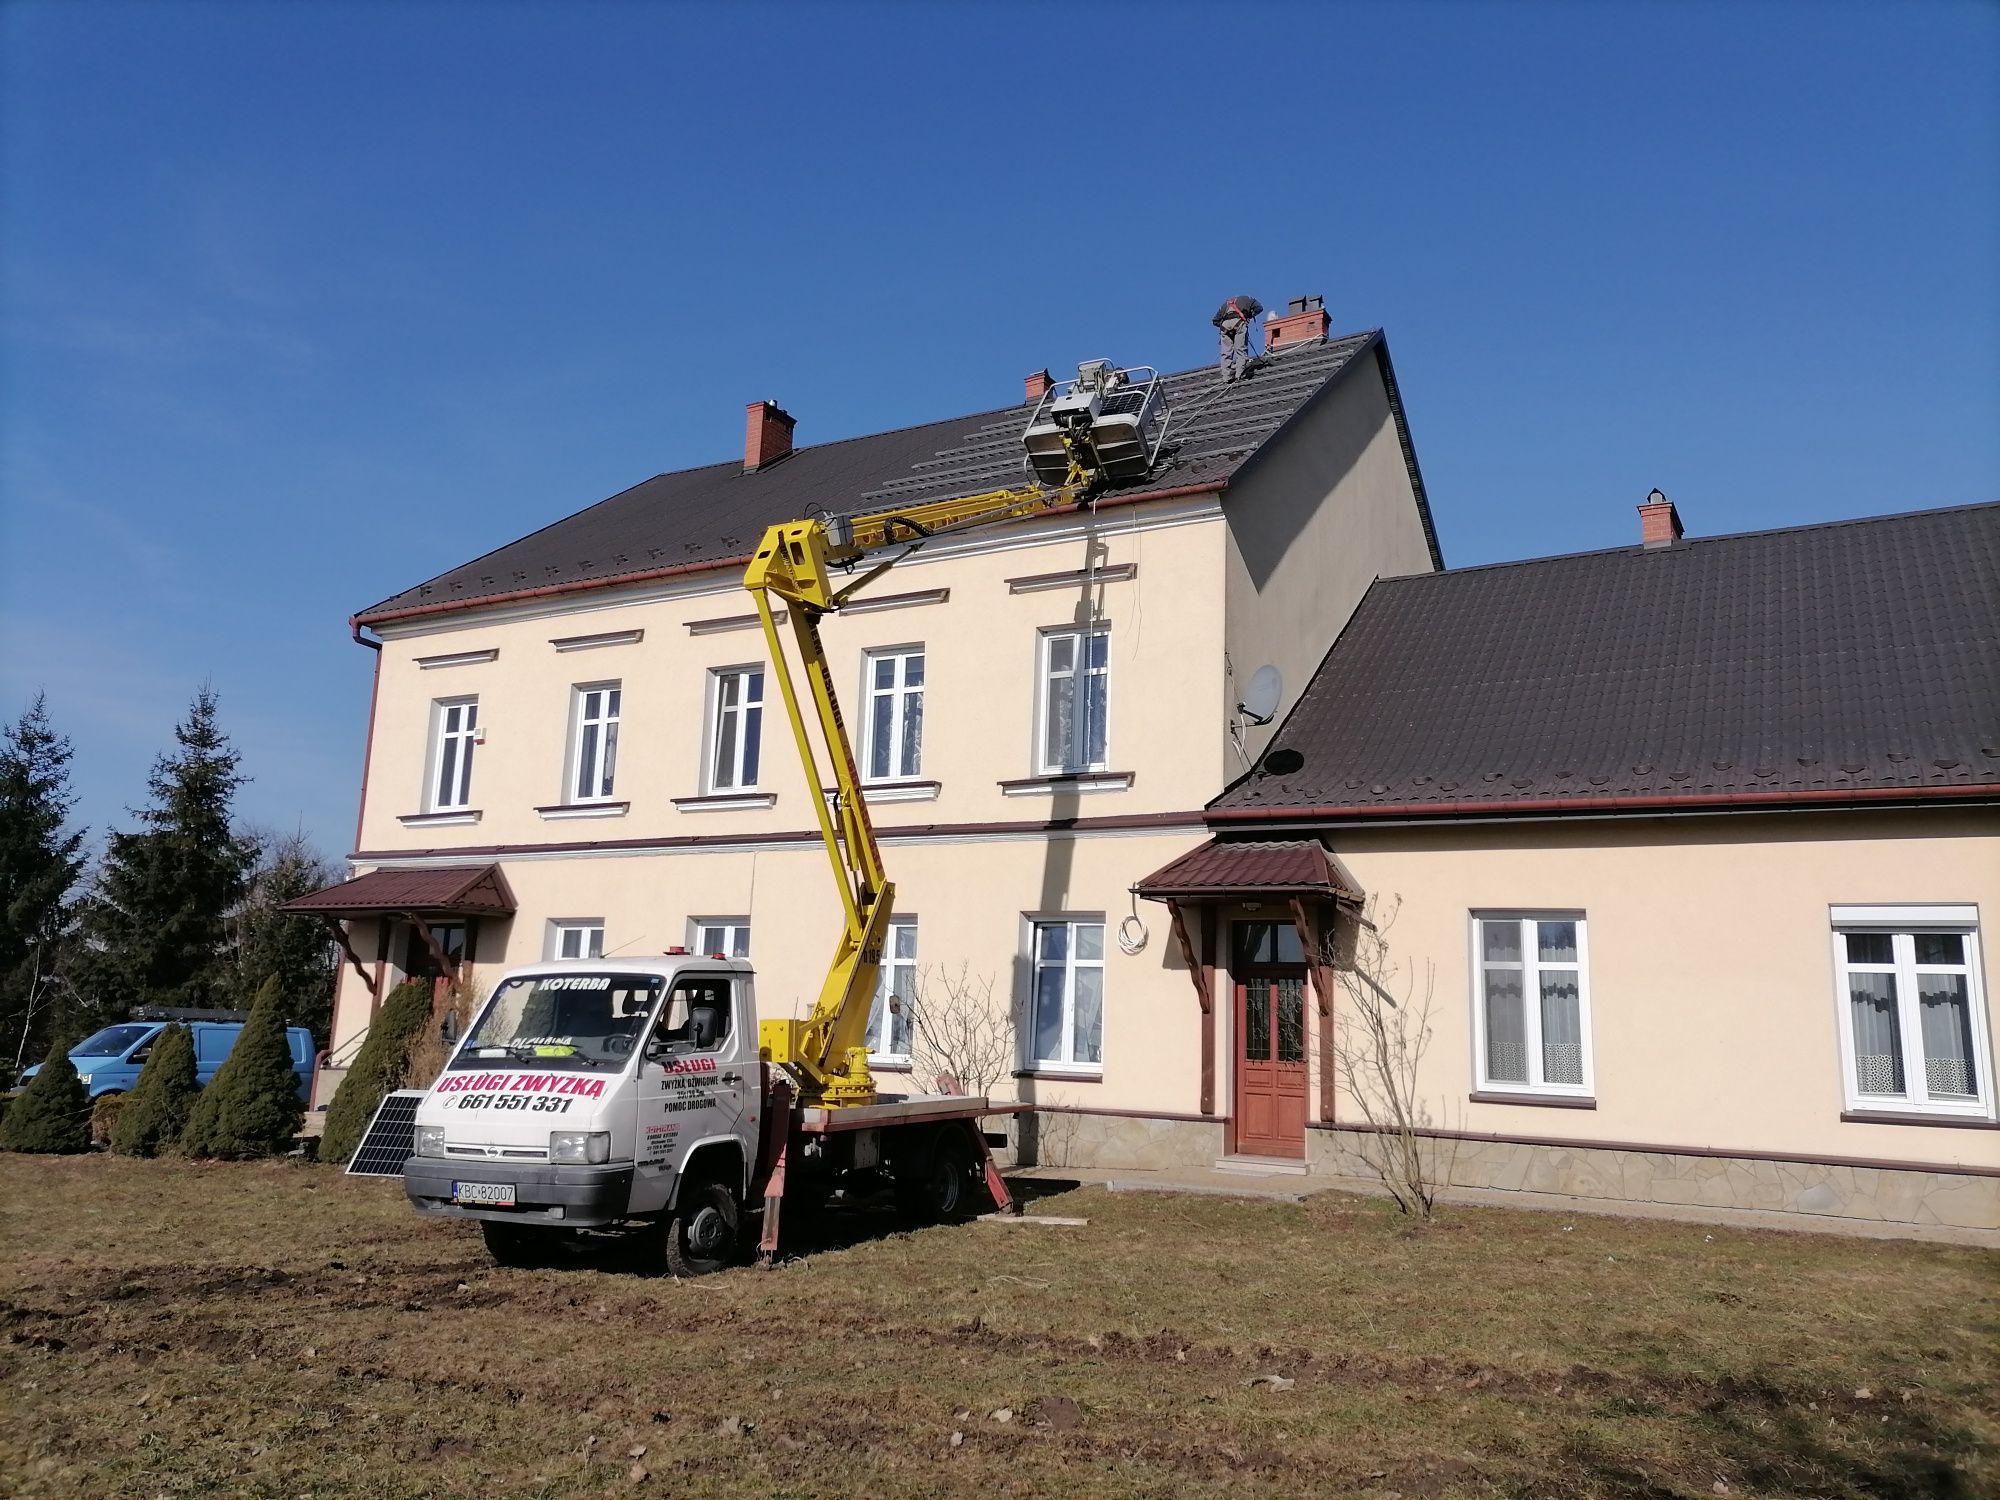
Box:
[1206,781,2000,828]
[349,620,384,856]
[348,480,1230,630]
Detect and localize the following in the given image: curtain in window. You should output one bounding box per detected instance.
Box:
[1918,973,1976,1098]
[1484,965,1527,1083]
[1848,971,1905,1094]
[1538,970,1584,1085]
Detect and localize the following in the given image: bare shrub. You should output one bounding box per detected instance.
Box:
[1330,895,1447,1217]
[903,963,1013,1100]
[1025,1092,1083,1168]
[404,977,483,1089]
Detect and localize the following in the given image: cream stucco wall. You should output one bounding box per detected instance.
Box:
[1297,810,2000,1171]
[1219,353,1438,764]
[355,497,1229,857]
[327,828,1213,1116]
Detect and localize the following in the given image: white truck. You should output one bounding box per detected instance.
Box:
[402,954,1017,1273]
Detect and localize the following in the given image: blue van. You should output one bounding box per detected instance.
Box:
[22,1013,316,1101]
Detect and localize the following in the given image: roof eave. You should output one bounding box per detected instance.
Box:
[349,478,1232,630]
[1207,782,2000,826]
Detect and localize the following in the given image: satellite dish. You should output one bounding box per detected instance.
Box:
[1261,747,1305,777]
[1238,665,1283,725]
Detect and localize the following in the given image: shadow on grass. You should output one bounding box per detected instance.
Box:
[1563,1389,1987,1500]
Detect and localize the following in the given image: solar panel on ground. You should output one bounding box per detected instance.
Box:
[345,1089,427,1177]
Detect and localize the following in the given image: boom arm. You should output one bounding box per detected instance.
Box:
[744,452,1100,1107]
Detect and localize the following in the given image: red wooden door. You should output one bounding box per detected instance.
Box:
[1234,968,1308,1158]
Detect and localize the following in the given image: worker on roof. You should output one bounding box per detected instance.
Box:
[1212,295,1264,383]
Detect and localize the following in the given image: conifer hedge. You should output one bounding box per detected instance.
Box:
[110,1023,198,1157]
[181,976,304,1159]
[0,1036,92,1154]
[318,980,432,1167]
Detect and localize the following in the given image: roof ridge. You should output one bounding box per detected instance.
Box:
[1369,499,2000,587]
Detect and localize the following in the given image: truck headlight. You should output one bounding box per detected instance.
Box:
[549,1130,611,1165]
[415,1126,446,1157]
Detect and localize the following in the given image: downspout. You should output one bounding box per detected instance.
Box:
[349,617,384,854]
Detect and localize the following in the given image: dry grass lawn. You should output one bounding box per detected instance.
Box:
[1,1154,1994,1498]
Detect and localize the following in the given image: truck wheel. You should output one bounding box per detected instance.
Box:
[663,1180,741,1277]
[897,1131,979,1222]
[481,1220,556,1269]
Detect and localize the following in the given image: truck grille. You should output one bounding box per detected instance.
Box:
[445,1144,549,1161]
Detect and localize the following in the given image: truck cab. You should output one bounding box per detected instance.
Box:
[403,956,762,1271]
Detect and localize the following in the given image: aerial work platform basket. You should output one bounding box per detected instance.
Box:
[1022,360,1169,488]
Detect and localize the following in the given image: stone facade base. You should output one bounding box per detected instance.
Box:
[1015,1110,1222,1172]
[1306,1125,2000,1233]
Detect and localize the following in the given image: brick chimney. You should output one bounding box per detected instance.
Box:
[1265,295,1330,352]
[1024,368,1054,404]
[744,401,795,472]
[1639,488,1684,548]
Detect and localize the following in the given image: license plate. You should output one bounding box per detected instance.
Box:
[452,1181,517,1207]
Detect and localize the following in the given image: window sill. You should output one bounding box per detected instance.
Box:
[672,792,777,813]
[1840,1109,2000,1130]
[1468,1090,1597,1110]
[399,809,482,827]
[535,802,630,820]
[998,771,1134,797]
[870,1060,913,1074]
[1014,1066,1104,1082]
[861,780,941,804]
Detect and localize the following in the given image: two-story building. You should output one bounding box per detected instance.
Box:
[290,304,1446,1156]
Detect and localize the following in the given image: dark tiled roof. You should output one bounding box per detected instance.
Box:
[282,864,517,915]
[1134,839,1363,900]
[357,332,1420,623]
[1212,503,2000,819]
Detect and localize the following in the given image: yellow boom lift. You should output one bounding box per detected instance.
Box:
[743,358,1170,1110]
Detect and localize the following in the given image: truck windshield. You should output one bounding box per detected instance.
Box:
[456,973,664,1070]
[73,1025,155,1057]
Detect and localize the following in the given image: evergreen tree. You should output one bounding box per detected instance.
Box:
[318,980,431,1166]
[74,687,254,1023]
[233,831,337,1046]
[0,694,87,1067]
[0,1033,91,1153]
[181,976,303,1159]
[109,1023,198,1157]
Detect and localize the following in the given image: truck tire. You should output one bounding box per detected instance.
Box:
[662,1179,742,1277]
[896,1129,979,1223]
[481,1220,557,1269]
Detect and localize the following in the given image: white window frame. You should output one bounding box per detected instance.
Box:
[426,696,479,811]
[548,920,605,961]
[860,646,925,784]
[865,915,918,1063]
[1025,915,1106,1073]
[1830,904,1992,1120]
[690,917,751,960]
[706,666,765,792]
[1469,911,1594,1099]
[1035,626,1110,775]
[568,682,621,803]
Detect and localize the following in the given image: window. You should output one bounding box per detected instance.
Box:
[654,976,733,1052]
[1030,918,1104,1070]
[1037,628,1109,774]
[866,916,918,1061]
[569,684,621,802]
[1473,913,1592,1096]
[1832,907,1991,1118]
[862,649,925,782]
[549,920,605,961]
[691,919,751,959]
[708,667,765,790]
[428,697,478,810]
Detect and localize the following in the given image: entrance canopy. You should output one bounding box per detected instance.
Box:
[1133,838,1362,905]
[282,863,516,919]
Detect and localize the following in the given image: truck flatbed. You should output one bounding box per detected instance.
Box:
[796,1093,1029,1133]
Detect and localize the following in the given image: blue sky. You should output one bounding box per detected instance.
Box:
[3,1,1995,856]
